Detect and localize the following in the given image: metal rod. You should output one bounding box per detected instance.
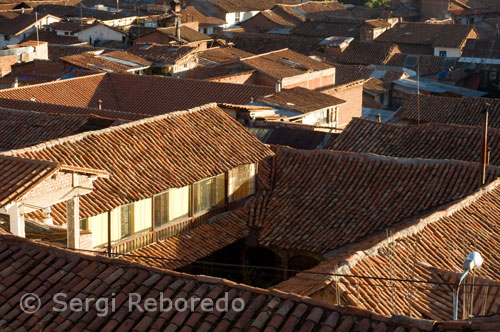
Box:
[454,270,469,320]
[480,104,490,186]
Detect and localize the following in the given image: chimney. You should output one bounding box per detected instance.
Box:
[377,114,381,122]
[275,81,282,92]
[98,99,102,109]
[175,16,181,41]
[12,77,19,88]
[42,207,53,225]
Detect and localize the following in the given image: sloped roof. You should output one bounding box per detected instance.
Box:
[181,5,226,26]
[123,208,250,270]
[257,87,345,114]
[197,46,253,65]
[0,108,117,150]
[157,26,212,43]
[395,95,500,128]
[0,233,466,331]
[127,43,196,63]
[0,156,59,207]
[0,98,146,121]
[337,41,400,66]
[386,53,444,76]
[0,13,57,35]
[241,48,332,80]
[0,73,274,116]
[327,118,500,166]
[274,178,500,322]
[2,104,274,224]
[60,51,151,73]
[462,38,500,58]
[376,22,473,49]
[330,63,373,85]
[249,146,500,255]
[292,18,361,38]
[208,0,299,13]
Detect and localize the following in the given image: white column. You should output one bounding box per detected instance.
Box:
[67,196,80,249]
[7,203,25,237]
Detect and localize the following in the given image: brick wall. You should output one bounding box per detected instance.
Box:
[0,55,17,77]
[323,80,364,128]
[207,71,259,84]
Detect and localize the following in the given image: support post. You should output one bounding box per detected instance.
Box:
[8,203,25,237]
[67,195,80,249]
[480,105,489,186]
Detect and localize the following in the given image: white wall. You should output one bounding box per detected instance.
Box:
[77,24,125,43]
[224,10,259,28]
[434,47,460,58]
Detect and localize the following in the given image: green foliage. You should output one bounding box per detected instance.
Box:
[364,0,390,8]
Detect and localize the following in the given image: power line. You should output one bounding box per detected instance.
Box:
[65,247,500,289]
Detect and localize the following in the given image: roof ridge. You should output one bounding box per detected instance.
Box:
[0,103,219,157]
[0,72,106,93]
[240,47,290,60]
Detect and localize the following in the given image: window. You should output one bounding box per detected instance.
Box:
[231,164,255,201]
[120,204,133,238]
[64,31,69,35]
[80,218,88,230]
[439,50,447,57]
[154,192,168,227]
[235,12,240,23]
[168,185,190,222]
[194,174,226,214]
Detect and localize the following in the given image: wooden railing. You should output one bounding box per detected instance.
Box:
[108,206,226,255]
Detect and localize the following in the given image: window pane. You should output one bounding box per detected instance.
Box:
[154,192,168,227]
[120,204,132,238]
[214,173,226,206]
[169,186,190,222]
[194,178,213,214]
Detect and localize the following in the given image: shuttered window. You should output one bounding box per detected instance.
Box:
[231,164,255,201]
[194,173,226,214]
[120,204,133,239]
[154,192,168,227]
[168,185,190,222]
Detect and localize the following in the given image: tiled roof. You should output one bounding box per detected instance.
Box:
[197,46,253,65]
[157,26,212,43]
[337,41,400,66]
[330,63,373,85]
[292,18,361,38]
[249,146,500,254]
[213,31,322,55]
[376,22,473,49]
[123,209,250,270]
[327,118,500,166]
[241,48,332,80]
[47,45,106,60]
[361,18,392,28]
[0,155,59,207]
[0,233,465,332]
[2,104,274,224]
[256,87,345,114]
[394,95,500,128]
[208,0,299,13]
[385,53,444,76]
[363,77,386,94]
[274,178,500,322]
[0,108,117,150]
[127,43,196,63]
[181,5,226,26]
[253,126,330,149]
[462,38,500,58]
[0,73,274,116]
[25,30,81,45]
[60,51,151,73]
[50,21,89,32]
[0,98,146,121]
[184,66,254,80]
[0,13,53,35]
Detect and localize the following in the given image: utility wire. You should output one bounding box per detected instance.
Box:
[64,247,500,289]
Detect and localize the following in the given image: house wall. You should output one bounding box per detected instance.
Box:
[0,55,17,77]
[172,54,198,77]
[207,71,258,85]
[434,47,460,58]
[224,11,259,28]
[102,16,137,27]
[323,81,363,128]
[77,25,125,44]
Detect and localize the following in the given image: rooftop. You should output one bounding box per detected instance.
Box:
[197,46,253,65]
[249,146,500,255]
[337,41,400,66]
[156,26,212,43]
[0,73,274,116]
[327,118,500,166]
[60,51,151,73]
[394,95,500,127]
[127,43,196,64]
[1,104,273,225]
[0,233,468,331]
[241,48,332,80]
[256,87,345,114]
[274,177,500,321]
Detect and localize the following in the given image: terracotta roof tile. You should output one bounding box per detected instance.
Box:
[395,95,500,128]
[256,87,345,114]
[241,48,332,80]
[2,104,273,224]
[250,146,500,254]
[274,178,500,321]
[327,118,500,165]
[0,233,463,331]
[127,43,196,63]
[337,42,400,66]
[385,53,444,76]
[157,26,212,43]
[291,18,362,38]
[197,46,253,65]
[0,155,59,207]
[0,73,274,116]
[181,5,226,26]
[122,209,251,270]
[0,108,119,150]
[60,51,151,73]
